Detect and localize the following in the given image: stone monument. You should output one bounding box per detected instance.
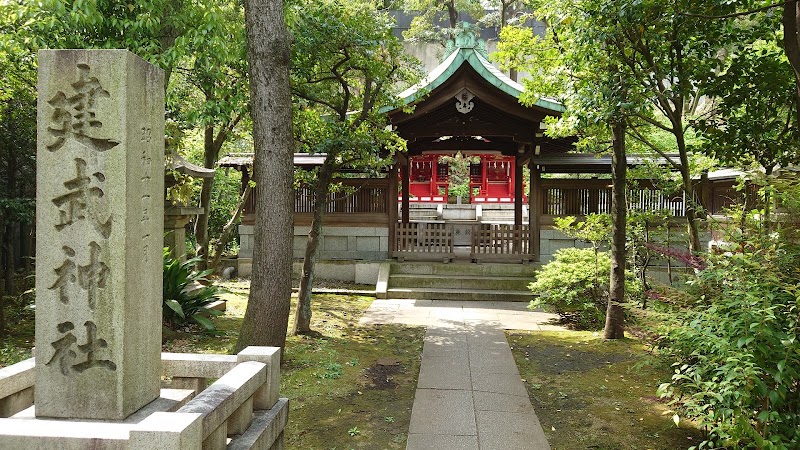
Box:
[35,49,164,420]
[0,48,287,449]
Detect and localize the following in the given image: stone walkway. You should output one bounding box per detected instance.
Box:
[360,300,566,450]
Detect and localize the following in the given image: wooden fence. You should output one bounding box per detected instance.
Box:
[393,223,533,262]
[541,179,687,217]
[393,222,454,262]
[295,181,388,214]
[470,224,532,263]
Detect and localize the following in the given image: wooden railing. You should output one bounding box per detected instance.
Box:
[393,222,454,262]
[393,222,534,262]
[541,179,687,217]
[295,179,388,214]
[471,224,532,262]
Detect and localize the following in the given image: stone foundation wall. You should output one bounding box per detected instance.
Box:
[539,227,712,264]
[238,224,390,278]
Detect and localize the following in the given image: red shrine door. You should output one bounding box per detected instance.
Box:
[469,155,525,203]
[401,154,525,203]
[404,154,449,203]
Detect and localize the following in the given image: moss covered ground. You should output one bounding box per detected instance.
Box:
[163,280,424,450]
[1,278,706,450]
[508,330,702,450]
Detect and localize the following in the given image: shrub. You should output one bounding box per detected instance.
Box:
[658,241,800,449]
[162,249,222,332]
[529,247,611,328]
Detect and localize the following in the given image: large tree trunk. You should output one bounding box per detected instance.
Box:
[603,120,627,340]
[292,159,334,335]
[236,0,294,352]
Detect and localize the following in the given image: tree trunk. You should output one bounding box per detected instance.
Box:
[236,0,294,353]
[195,126,217,268]
[673,124,702,254]
[446,1,458,28]
[209,183,252,270]
[292,159,334,335]
[782,0,800,122]
[603,120,626,340]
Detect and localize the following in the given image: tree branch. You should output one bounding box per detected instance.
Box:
[627,123,681,171]
[679,1,788,19]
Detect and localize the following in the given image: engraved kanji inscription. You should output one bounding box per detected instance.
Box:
[46,63,119,153]
[45,321,78,375]
[49,246,77,304]
[45,321,116,376]
[78,241,109,310]
[73,321,116,373]
[52,157,112,238]
[48,242,109,309]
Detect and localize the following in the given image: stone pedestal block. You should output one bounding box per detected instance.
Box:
[35,49,164,420]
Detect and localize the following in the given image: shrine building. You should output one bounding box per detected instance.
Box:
[219,27,731,277]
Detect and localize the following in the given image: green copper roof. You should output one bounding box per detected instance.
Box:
[394,23,564,114]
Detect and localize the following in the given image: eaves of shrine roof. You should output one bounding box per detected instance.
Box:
[218,153,327,169]
[389,28,563,114]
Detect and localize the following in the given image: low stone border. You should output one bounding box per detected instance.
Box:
[0,347,288,450]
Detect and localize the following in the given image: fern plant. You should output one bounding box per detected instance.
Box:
[162,249,222,332]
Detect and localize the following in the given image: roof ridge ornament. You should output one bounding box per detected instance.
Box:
[443,22,488,60]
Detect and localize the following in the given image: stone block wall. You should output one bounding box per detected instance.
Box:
[539,226,713,264]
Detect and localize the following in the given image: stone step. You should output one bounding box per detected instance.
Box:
[388,274,531,291]
[391,262,538,278]
[385,287,534,302]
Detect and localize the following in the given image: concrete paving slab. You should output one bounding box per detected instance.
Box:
[460,301,497,309]
[422,339,469,356]
[408,389,477,436]
[492,302,532,316]
[462,310,500,321]
[469,354,519,375]
[418,357,472,390]
[473,391,534,413]
[419,300,468,308]
[429,308,465,321]
[406,434,479,450]
[476,410,550,450]
[471,373,529,397]
[397,317,437,327]
[425,327,468,340]
[369,302,402,310]
[366,297,553,450]
[359,316,394,325]
[479,431,551,450]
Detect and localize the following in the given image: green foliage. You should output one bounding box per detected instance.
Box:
[554,214,611,249]
[529,248,611,328]
[657,176,800,448]
[438,153,477,200]
[402,0,485,43]
[288,0,420,171]
[207,170,243,249]
[695,40,799,175]
[658,240,800,449]
[162,249,222,332]
[0,340,31,367]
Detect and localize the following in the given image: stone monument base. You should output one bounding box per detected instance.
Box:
[0,347,288,450]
